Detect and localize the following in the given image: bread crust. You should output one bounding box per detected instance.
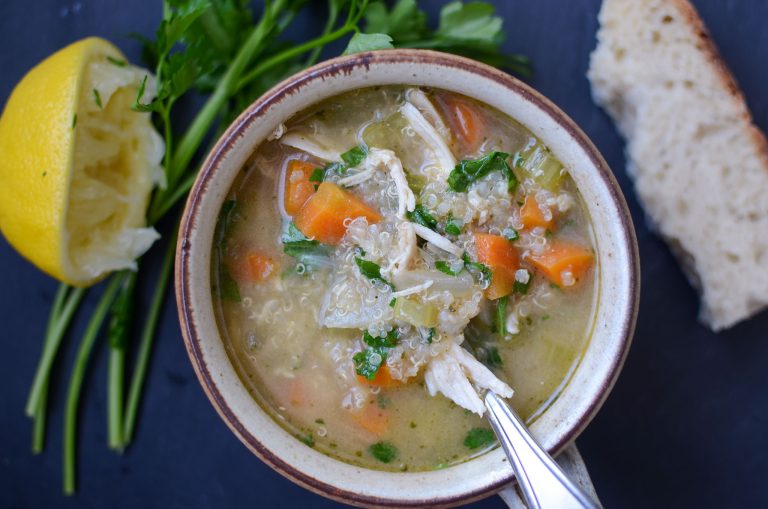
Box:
[670,0,768,169]
[589,0,768,330]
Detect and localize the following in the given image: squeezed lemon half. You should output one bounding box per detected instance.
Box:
[0,37,164,286]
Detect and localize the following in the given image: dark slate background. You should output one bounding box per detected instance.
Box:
[1,1,766,507]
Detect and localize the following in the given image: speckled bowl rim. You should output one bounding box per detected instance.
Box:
[176,50,640,508]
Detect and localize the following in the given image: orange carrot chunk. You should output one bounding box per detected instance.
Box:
[350,403,390,436]
[528,240,594,288]
[520,195,555,231]
[474,233,520,300]
[357,365,407,388]
[245,253,276,281]
[284,159,318,216]
[294,182,382,245]
[437,94,485,153]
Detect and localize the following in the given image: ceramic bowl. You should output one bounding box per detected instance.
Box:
[176,49,639,508]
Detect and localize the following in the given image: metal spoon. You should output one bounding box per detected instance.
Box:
[485,392,600,509]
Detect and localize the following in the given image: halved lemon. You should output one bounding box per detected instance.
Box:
[0,37,164,286]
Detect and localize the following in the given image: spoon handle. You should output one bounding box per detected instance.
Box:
[484,392,600,509]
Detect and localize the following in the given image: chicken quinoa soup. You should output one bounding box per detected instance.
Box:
[211,86,597,472]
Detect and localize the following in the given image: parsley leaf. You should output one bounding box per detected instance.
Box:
[435,260,463,276]
[340,145,369,167]
[92,88,103,109]
[496,296,508,337]
[363,329,399,348]
[448,151,517,193]
[462,253,492,287]
[364,0,427,44]
[444,217,462,236]
[464,427,496,450]
[353,347,388,380]
[363,1,530,77]
[282,222,331,265]
[355,257,394,289]
[369,441,398,463]
[406,204,438,231]
[106,55,126,67]
[503,228,519,242]
[216,266,241,302]
[308,167,326,182]
[343,32,394,54]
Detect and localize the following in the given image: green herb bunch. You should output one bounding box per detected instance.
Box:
[24,0,529,495]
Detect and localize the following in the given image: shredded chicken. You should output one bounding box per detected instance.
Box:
[337,168,376,187]
[412,223,464,258]
[405,88,450,139]
[391,280,433,298]
[400,102,456,175]
[424,342,514,416]
[367,148,415,218]
[384,221,417,277]
[281,132,340,161]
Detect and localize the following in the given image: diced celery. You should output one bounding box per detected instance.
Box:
[520,144,564,191]
[406,173,428,194]
[394,297,439,328]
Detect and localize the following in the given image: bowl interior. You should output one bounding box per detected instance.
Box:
[176,50,639,508]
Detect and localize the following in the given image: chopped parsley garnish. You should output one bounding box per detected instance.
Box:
[464,428,496,450]
[106,55,126,67]
[425,327,436,344]
[369,441,398,463]
[486,347,503,368]
[406,204,438,231]
[389,297,397,308]
[308,167,325,182]
[356,329,400,379]
[281,222,331,264]
[300,433,315,447]
[377,394,391,409]
[363,329,399,348]
[71,113,77,129]
[93,88,103,109]
[435,260,463,276]
[216,266,240,303]
[341,145,368,167]
[447,151,518,193]
[353,347,388,380]
[503,228,519,241]
[444,216,463,236]
[462,253,493,286]
[355,257,394,289]
[496,296,508,337]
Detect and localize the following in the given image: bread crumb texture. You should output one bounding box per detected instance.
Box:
[588,0,768,330]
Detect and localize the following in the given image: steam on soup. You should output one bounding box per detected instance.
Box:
[212,86,596,472]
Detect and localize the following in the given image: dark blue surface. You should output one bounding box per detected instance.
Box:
[1,1,767,508]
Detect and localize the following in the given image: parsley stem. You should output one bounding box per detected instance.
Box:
[167,0,288,191]
[63,275,124,495]
[26,286,85,419]
[30,285,68,452]
[235,24,355,93]
[107,270,137,451]
[122,230,176,446]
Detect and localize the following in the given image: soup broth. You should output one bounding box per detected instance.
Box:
[212,86,597,472]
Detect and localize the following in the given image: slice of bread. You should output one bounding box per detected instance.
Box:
[588,0,768,331]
